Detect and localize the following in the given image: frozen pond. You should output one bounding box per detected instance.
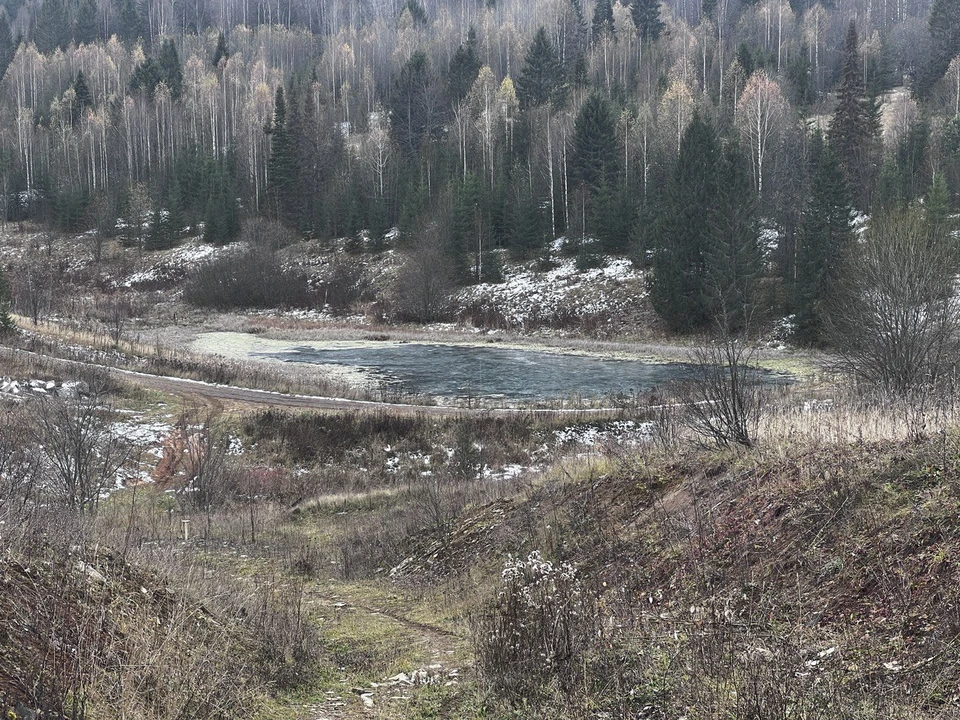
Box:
[249,342,770,401]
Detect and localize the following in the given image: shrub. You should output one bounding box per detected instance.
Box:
[183,248,310,309]
[474,551,596,700]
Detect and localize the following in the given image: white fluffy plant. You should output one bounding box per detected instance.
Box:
[475,550,596,700]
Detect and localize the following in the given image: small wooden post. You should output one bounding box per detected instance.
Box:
[181,518,190,541]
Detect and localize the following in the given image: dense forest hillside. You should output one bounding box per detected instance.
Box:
[0,0,957,336]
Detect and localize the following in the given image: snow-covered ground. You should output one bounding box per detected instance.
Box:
[456,256,648,332]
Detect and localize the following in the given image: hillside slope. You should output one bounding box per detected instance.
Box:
[396,437,960,718]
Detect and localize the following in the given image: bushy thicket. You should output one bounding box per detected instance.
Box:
[183,248,310,309]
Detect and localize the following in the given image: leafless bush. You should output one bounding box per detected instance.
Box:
[183,247,310,309]
[474,551,596,700]
[679,332,765,448]
[240,216,298,250]
[248,577,321,690]
[389,229,457,322]
[827,207,960,398]
[314,255,368,314]
[177,409,233,514]
[0,405,40,514]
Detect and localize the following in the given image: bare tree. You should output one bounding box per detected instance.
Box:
[826,207,960,397]
[390,224,457,322]
[680,329,766,448]
[736,69,788,197]
[30,378,132,514]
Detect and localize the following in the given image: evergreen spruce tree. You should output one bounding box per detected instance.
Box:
[212,31,229,67]
[390,51,439,155]
[592,179,634,253]
[572,92,619,193]
[0,265,14,335]
[204,159,239,245]
[402,0,429,27]
[73,0,99,45]
[155,39,183,99]
[0,11,16,81]
[648,112,719,332]
[516,28,565,109]
[115,0,146,44]
[827,21,880,209]
[631,0,665,41]
[70,70,93,126]
[33,0,70,53]
[794,133,853,345]
[298,84,323,233]
[921,0,960,96]
[509,192,548,260]
[704,142,763,332]
[146,207,173,251]
[267,86,297,223]
[447,27,480,105]
[591,0,614,41]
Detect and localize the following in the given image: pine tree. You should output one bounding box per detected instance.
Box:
[927,173,953,243]
[516,28,565,109]
[591,0,614,42]
[631,0,665,41]
[828,21,880,209]
[0,11,16,81]
[592,179,634,253]
[146,207,173,251]
[70,70,93,126]
[33,0,70,53]
[402,0,429,28]
[212,31,229,67]
[447,27,480,105]
[204,157,239,245]
[704,142,763,332]
[648,112,719,332]
[794,133,852,345]
[509,191,548,260]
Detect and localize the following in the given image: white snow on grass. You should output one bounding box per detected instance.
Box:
[109,420,174,446]
[121,240,221,288]
[553,419,655,447]
[456,256,645,330]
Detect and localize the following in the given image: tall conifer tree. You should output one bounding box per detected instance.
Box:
[794,133,852,345]
[705,142,763,332]
[447,27,480,104]
[648,112,719,332]
[828,21,880,209]
[921,0,960,96]
[267,86,297,223]
[591,0,614,40]
[631,0,665,41]
[516,28,565,109]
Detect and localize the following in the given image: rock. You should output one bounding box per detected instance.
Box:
[360,693,374,708]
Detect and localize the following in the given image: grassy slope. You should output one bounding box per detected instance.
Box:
[393,437,960,718]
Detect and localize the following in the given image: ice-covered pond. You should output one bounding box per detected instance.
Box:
[191,333,786,402]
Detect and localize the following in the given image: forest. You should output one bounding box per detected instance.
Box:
[0,0,957,336]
